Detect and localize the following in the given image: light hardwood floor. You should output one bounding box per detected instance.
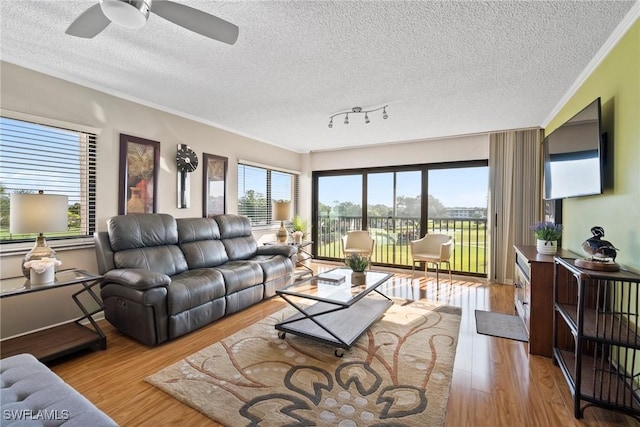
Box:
[50,262,639,426]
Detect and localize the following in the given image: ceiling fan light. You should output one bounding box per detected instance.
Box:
[100,0,150,29]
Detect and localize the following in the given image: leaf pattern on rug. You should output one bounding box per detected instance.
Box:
[147,300,461,427]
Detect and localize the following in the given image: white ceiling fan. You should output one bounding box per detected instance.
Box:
[66,0,239,45]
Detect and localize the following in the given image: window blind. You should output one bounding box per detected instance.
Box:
[0,116,97,241]
[238,163,298,226]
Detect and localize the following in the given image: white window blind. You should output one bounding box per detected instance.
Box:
[238,163,298,226]
[0,115,97,242]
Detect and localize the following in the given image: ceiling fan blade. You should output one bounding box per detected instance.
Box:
[151,0,239,45]
[65,3,111,38]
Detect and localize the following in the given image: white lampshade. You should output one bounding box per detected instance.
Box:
[273,201,291,221]
[10,193,69,234]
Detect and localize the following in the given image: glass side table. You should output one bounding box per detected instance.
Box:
[0,269,107,362]
[265,240,314,279]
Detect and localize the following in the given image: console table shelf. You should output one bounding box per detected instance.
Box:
[0,269,106,363]
[553,256,640,420]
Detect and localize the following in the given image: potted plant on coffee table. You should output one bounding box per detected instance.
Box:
[346,253,369,285]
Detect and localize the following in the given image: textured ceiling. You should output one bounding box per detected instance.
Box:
[0,1,636,153]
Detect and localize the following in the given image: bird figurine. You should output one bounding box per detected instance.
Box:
[581,226,619,262]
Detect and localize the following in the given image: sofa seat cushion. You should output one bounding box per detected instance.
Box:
[167,269,226,315]
[213,261,263,294]
[249,255,293,282]
[0,353,116,426]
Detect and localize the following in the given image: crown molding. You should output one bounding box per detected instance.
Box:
[542,2,640,127]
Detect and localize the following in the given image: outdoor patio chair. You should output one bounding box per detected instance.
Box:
[410,233,453,289]
[341,230,375,269]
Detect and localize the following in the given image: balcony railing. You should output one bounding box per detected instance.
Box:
[315,215,487,276]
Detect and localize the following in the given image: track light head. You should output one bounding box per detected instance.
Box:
[364,113,370,124]
[382,107,388,120]
[328,118,333,128]
[344,114,349,125]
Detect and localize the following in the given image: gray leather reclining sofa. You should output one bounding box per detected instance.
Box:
[94,213,296,345]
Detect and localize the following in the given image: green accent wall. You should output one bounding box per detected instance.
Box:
[546,20,640,272]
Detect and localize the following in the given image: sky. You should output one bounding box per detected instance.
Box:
[319,166,488,208]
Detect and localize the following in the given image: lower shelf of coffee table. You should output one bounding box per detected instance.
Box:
[275,297,393,349]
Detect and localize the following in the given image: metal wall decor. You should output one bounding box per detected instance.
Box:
[176,144,198,209]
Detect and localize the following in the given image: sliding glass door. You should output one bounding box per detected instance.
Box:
[313,161,488,276]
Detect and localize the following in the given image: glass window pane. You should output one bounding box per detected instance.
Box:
[428,166,488,274]
[237,164,297,227]
[238,164,268,225]
[317,175,362,258]
[367,171,421,265]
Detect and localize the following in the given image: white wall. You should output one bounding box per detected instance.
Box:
[0,62,302,337]
[310,134,489,170]
[0,61,489,339]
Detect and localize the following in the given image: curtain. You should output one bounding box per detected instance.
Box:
[488,128,543,284]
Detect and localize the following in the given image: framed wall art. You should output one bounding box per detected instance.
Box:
[118,134,160,215]
[202,153,228,217]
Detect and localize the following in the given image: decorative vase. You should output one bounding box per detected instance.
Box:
[536,239,557,255]
[351,271,366,285]
[292,231,303,244]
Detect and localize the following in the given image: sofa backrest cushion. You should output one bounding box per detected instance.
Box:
[177,218,229,268]
[108,214,178,251]
[107,214,188,276]
[214,214,258,261]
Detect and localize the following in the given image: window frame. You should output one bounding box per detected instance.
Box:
[237,160,300,228]
[0,109,99,249]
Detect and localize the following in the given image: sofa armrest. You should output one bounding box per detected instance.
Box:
[103,269,171,290]
[257,244,298,258]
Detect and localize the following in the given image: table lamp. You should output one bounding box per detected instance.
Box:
[10,191,69,278]
[273,200,291,243]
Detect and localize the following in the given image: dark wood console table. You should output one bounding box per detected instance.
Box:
[0,269,106,362]
[513,245,575,357]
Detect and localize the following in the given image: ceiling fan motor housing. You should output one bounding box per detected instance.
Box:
[100,0,151,29]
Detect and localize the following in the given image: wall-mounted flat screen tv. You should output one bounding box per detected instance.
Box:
[543,97,604,200]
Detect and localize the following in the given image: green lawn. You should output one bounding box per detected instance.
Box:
[317,227,487,275]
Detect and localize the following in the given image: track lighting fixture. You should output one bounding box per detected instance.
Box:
[328,105,389,128]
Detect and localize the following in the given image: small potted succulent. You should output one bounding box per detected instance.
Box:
[345,253,369,285]
[531,221,563,255]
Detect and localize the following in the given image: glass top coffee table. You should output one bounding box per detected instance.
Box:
[275,267,393,357]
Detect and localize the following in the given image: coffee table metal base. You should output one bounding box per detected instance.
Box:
[275,292,392,357]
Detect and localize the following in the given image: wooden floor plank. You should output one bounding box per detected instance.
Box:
[44,262,639,427]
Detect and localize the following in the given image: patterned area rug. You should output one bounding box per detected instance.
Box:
[146,299,461,426]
